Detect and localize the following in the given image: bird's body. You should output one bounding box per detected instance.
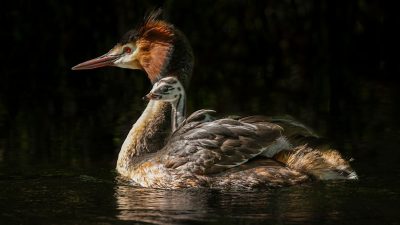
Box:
[72,10,357,189]
[118,105,309,188]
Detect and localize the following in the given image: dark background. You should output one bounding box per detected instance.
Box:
[0,0,398,173]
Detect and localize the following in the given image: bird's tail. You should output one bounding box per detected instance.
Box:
[273,145,358,180]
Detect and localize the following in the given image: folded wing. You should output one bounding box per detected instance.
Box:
[161,110,283,175]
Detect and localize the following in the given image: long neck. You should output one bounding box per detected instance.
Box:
[171,91,186,131]
[116,100,171,177]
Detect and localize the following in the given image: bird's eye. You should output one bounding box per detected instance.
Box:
[160,86,169,92]
[123,47,132,54]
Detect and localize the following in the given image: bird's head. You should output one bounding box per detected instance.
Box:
[72,9,193,87]
[145,76,184,102]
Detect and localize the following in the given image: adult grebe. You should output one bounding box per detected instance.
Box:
[72,10,357,188]
[72,10,192,179]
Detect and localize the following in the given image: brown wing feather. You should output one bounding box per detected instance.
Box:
[161,112,283,175]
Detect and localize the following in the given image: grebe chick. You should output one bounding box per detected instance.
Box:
[145,76,186,132]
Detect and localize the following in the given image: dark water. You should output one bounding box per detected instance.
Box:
[0,159,399,225]
[1,1,399,225]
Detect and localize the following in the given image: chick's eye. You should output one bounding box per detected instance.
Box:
[160,86,169,92]
[123,47,132,53]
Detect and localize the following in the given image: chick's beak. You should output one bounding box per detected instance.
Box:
[144,93,160,101]
[71,46,123,70]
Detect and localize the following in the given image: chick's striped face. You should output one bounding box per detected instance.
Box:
[147,77,184,102]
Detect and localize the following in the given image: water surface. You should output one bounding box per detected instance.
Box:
[0,136,399,225]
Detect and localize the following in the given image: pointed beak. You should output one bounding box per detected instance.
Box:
[144,93,161,100]
[71,52,123,70]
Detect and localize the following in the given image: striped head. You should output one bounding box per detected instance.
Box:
[145,76,184,102]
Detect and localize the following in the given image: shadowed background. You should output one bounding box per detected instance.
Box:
[1,1,399,224]
[1,0,397,170]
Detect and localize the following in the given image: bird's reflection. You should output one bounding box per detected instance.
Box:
[115,183,212,224]
[114,180,348,224]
